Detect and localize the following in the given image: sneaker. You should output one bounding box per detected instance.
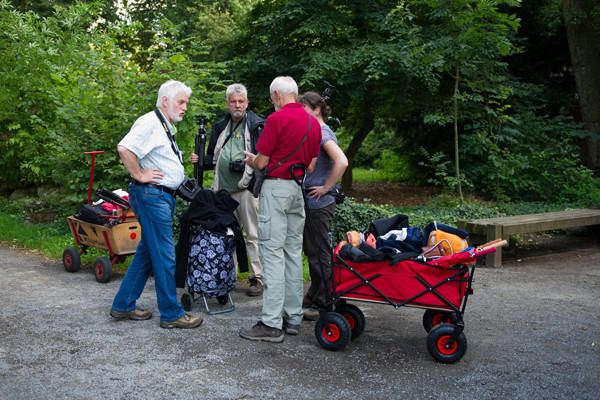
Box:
[283,320,300,336]
[160,314,203,329]
[110,308,152,320]
[239,321,284,343]
[303,307,320,321]
[302,295,313,308]
[247,278,263,297]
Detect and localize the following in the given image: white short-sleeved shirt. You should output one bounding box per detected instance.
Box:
[118,110,185,190]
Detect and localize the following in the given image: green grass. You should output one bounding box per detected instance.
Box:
[0,212,311,281]
[0,214,111,265]
[351,168,385,183]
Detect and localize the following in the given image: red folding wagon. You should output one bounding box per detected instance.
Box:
[313,241,501,363]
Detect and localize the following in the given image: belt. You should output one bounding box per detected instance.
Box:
[131,179,177,196]
[265,176,293,180]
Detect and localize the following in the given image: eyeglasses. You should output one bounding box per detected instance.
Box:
[268,97,273,104]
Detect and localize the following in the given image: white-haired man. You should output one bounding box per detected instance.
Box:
[191,84,266,296]
[240,76,321,342]
[110,80,203,329]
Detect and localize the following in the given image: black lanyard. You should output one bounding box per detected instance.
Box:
[223,118,244,148]
[154,109,183,165]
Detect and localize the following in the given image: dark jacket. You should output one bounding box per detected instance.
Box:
[175,189,249,288]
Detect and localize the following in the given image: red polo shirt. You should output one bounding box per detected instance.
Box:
[256,103,322,179]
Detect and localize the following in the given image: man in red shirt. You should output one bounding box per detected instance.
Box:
[240,76,321,342]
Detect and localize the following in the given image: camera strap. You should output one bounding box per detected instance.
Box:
[154,109,183,165]
[222,117,244,150]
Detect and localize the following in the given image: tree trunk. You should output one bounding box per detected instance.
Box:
[341,86,375,192]
[562,0,600,171]
[453,63,464,202]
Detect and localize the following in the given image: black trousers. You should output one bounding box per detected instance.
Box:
[302,202,335,308]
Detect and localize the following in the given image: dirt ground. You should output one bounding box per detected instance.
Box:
[0,229,599,400]
[347,182,442,207]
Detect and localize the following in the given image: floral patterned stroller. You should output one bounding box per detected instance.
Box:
[181,224,236,314]
[175,189,248,315]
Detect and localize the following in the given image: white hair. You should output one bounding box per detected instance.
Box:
[226,83,248,101]
[269,76,298,96]
[156,80,192,108]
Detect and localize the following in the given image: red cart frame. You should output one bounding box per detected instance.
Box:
[313,242,483,363]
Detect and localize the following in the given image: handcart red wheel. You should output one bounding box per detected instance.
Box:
[315,312,351,351]
[426,323,468,364]
[422,309,456,333]
[94,256,113,283]
[62,247,81,273]
[335,303,365,339]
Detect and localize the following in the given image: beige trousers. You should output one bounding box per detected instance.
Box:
[230,189,262,282]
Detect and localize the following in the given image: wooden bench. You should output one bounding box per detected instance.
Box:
[457,208,600,267]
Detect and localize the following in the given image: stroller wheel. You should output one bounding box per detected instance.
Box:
[426,323,468,364]
[314,312,351,351]
[62,247,81,273]
[94,257,113,283]
[336,303,365,340]
[181,293,193,311]
[217,294,228,305]
[422,310,456,333]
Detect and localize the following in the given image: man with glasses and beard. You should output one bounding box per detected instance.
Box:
[110,80,203,329]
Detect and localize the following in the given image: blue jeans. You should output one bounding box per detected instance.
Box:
[111,185,185,322]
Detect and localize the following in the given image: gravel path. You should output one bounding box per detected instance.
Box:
[0,235,598,400]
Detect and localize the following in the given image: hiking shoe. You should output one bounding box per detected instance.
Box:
[302,295,313,308]
[247,278,263,297]
[160,314,203,329]
[110,308,152,321]
[283,320,300,336]
[239,321,284,343]
[303,307,320,321]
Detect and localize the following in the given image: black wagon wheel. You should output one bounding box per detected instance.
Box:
[217,294,228,305]
[62,247,81,273]
[94,256,113,283]
[314,312,351,351]
[181,293,194,311]
[422,309,456,333]
[336,303,366,340]
[426,323,468,364]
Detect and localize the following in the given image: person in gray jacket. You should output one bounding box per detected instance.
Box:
[191,84,265,296]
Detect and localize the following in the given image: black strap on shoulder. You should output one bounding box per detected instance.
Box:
[154,109,183,165]
[221,117,244,149]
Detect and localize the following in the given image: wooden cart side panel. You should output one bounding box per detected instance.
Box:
[107,222,141,255]
[67,216,110,251]
[67,216,141,255]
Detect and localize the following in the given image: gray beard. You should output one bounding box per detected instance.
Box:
[231,110,245,120]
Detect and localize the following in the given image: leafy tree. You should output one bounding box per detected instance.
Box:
[404,0,521,201]
[562,0,600,171]
[0,1,225,198]
[225,0,429,191]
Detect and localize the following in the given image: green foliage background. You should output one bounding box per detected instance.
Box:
[1,0,599,207]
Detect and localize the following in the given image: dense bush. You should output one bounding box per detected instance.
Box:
[0,2,225,200]
[330,196,509,238]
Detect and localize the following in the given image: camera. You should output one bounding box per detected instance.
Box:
[229,159,245,173]
[177,177,201,202]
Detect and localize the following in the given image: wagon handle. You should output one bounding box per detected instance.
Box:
[84,151,104,204]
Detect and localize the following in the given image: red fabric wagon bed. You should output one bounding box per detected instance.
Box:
[331,245,471,311]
